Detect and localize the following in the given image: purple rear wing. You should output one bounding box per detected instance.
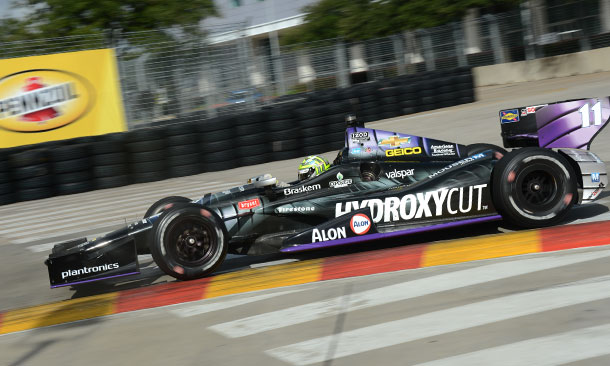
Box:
[499,97,610,150]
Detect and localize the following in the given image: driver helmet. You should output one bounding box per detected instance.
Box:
[298,155,331,181]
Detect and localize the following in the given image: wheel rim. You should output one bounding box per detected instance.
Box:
[514,164,561,213]
[167,216,217,266]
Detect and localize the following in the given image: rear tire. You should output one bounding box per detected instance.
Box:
[491,148,576,228]
[150,204,227,280]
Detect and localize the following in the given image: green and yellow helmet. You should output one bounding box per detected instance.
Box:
[298,155,331,181]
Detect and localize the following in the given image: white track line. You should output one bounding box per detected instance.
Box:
[415,324,610,366]
[265,275,610,365]
[209,248,610,338]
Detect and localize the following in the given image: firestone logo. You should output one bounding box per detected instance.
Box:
[335,184,488,223]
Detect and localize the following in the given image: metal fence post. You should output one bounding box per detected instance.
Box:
[453,22,467,67]
[521,1,537,60]
[270,30,286,95]
[418,29,435,71]
[335,40,350,88]
[485,14,507,64]
[392,34,406,75]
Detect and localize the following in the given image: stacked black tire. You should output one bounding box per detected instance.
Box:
[126,128,167,184]
[10,147,54,201]
[0,149,14,205]
[91,133,129,190]
[166,123,202,178]
[199,115,237,172]
[51,144,93,195]
[267,106,301,161]
[236,110,271,166]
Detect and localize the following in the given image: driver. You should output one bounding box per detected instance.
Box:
[298,155,331,181]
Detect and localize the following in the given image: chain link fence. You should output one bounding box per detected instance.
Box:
[1,0,608,129]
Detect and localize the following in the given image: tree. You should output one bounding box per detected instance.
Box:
[11,0,218,37]
[282,0,521,45]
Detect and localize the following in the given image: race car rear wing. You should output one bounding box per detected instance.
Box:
[499,97,610,150]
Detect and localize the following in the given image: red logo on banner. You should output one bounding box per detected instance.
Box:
[238,198,260,210]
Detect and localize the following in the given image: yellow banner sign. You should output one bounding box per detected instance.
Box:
[0,49,126,148]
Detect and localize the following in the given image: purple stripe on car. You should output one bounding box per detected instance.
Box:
[50,272,140,288]
[280,215,503,253]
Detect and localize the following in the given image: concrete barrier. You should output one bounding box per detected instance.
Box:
[473,47,610,87]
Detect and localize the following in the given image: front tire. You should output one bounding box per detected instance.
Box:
[492,147,576,228]
[150,204,227,280]
[136,196,192,254]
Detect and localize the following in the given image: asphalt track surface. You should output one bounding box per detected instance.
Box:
[1,72,610,365]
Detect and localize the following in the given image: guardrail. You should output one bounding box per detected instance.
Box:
[0,67,474,205]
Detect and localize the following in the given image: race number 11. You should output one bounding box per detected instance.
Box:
[578,101,602,128]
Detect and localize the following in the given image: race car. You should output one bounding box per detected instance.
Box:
[45,97,608,288]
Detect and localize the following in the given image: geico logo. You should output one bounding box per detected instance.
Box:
[61,263,119,279]
[312,227,347,243]
[335,184,487,223]
[284,184,322,195]
[385,147,422,157]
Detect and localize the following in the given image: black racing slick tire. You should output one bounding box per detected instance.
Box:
[137,196,192,254]
[150,204,227,280]
[466,143,507,157]
[491,147,577,228]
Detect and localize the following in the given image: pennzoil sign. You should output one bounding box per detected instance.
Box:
[0,69,94,132]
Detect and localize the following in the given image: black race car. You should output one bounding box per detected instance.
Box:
[45,97,608,287]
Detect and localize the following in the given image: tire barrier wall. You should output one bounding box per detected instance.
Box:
[0,67,474,206]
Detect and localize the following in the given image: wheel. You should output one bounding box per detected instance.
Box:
[491,147,577,228]
[136,196,192,254]
[466,143,507,157]
[150,204,227,280]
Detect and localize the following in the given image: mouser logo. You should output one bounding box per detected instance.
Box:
[312,227,347,242]
[430,144,456,157]
[335,184,487,223]
[385,169,414,179]
[284,184,321,195]
[61,263,119,279]
[428,153,485,178]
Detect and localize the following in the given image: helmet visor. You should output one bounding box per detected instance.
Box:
[298,168,314,181]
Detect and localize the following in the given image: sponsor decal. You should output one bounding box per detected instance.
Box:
[238,198,260,210]
[521,108,527,117]
[385,168,415,179]
[312,227,347,243]
[335,184,487,223]
[350,148,361,154]
[591,173,600,183]
[500,109,519,124]
[428,153,485,178]
[0,70,94,132]
[430,144,456,157]
[284,184,321,196]
[379,135,411,147]
[329,172,352,188]
[61,263,119,279]
[277,206,315,213]
[350,131,370,143]
[365,147,372,153]
[350,213,371,235]
[386,146,422,157]
[526,106,536,114]
[524,105,546,115]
